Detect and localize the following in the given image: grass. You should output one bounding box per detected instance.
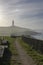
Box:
[4,36,18,55]
[0,36,22,65]
[18,37,43,65]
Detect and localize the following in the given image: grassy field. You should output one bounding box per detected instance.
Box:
[18,37,43,65]
[0,36,21,65]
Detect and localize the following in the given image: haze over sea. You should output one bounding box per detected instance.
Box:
[32,29,43,40]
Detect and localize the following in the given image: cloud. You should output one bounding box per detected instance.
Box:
[0,0,43,30]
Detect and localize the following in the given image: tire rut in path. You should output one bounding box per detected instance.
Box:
[14,39,36,65]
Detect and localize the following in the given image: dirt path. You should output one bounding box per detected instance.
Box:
[14,38,36,65]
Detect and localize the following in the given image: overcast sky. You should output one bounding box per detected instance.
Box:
[0,0,43,30]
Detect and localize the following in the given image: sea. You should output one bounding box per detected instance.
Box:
[32,30,43,40]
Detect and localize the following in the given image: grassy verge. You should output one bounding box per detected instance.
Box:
[18,37,43,65]
[0,36,22,65]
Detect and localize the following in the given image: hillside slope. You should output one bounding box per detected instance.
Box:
[0,26,38,36]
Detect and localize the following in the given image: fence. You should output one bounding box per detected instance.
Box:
[22,36,43,54]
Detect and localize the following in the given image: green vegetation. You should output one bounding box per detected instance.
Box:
[18,37,43,65]
[0,36,21,65]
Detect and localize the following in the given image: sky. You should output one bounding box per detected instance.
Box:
[0,0,43,30]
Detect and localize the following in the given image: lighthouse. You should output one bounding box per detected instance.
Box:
[12,20,14,27]
[11,20,14,34]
